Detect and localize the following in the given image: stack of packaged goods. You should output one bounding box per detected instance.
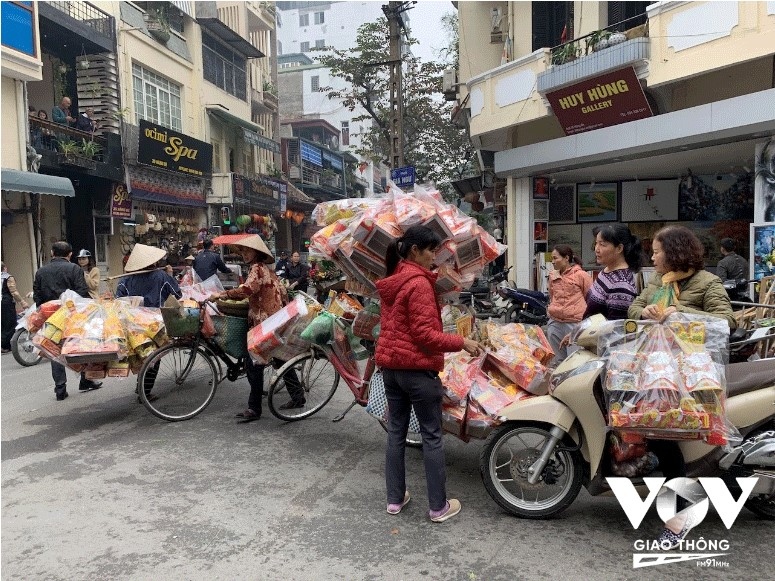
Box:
[28,291,168,378]
[600,314,736,446]
[247,295,323,365]
[439,322,554,441]
[309,184,506,299]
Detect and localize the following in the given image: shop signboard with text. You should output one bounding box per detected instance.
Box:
[137,120,213,177]
[232,174,283,215]
[546,67,652,136]
[110,183,132,218]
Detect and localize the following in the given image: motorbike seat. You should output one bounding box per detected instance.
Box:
[726,358,775,397]
[518,288,548,301]
[468,286,490,295]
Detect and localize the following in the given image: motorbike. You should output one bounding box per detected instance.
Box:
[723,278,753,308]
[459,266,513,320]
[499,286,549,326]
[479,315,775,519]
[11,305,42,367]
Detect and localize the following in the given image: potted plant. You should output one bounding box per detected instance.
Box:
[145,7,171,43]
[551,42,580,65]
[57,139,96,170]
[79,138,102,161]
[586,29,612,54]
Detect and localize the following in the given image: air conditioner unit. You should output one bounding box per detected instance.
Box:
[442,69,457,94]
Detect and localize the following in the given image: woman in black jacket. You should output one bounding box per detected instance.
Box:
[283,251,309,293]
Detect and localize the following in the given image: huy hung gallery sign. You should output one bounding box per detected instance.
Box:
[546,67,653,136]
[137,120,213,177]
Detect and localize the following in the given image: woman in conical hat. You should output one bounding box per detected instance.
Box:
[116,244,183,402]
[211,235,304,422]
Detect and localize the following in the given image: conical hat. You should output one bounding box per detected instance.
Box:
[231,235,274,264]
[125,244,167,272]
[184,255,195,261]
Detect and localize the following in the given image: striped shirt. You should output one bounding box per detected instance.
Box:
[583,268,638,320]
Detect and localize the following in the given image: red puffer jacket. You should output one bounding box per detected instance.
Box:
[375,261,464,372]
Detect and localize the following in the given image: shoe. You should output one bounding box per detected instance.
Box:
[429,499,461,523]
[387,491,411,515]
[656,512,699,550]
[1,348,11,354]
[79,380,103,391]
[235,409,261,422]
[278,399,306,410]
[56,391,69,401]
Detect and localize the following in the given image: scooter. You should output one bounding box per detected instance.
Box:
[459,266,513,320]
[479,315,775,519]
[499,286,549,326]
[11,306,42,367]
[723,278,753,308]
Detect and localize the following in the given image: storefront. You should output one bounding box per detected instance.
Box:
[120,121,213,271]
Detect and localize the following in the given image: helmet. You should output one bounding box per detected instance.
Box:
[77,249,92,258]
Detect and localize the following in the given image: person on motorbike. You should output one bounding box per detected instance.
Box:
[1,262,29,354]
[377,225,483,522]
[583,224,643,320]
[546,245,591,366]
[628,225,735,548]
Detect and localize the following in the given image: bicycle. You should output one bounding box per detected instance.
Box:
[137,301,273,422]
[266,311,422,447]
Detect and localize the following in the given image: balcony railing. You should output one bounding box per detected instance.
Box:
[44,1,115,40]
[29,117,107,165]
[547,14,648,67]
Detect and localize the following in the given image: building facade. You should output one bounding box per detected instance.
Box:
[456,1,775,288]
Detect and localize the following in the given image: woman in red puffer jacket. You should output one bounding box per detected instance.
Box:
[376,225,482,523]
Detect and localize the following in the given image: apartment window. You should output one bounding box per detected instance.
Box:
[532,1,574,51]
[315,39,325,49]
[202,32,247,100]
[299,13,309,26]
[300,41,310,52]
[212,140,222,172]
[341,121,349,146]
[132,63,183,131]
[314,11,325,24]
[607,1,649,31]
[311,75,320,92]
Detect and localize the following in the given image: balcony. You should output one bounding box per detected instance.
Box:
[39,1,115,52]
[29,118,123,182]
[251,87,278,116]
[245,1,275,32]
[283,137,347,201]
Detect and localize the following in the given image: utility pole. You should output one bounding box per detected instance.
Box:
[381,2,413,170]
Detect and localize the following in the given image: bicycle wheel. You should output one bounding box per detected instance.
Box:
[138,343,219,422]
[268,349,339,421]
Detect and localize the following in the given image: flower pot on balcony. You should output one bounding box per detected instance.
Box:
[58,154,96,171]
[149,27,170,43]
[607,32,627,46]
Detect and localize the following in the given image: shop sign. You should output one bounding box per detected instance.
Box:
[110,183,132,218]
[546,67,652,136]
[232,174,283,214]
[137,120,213,177]
[243,128,280,154]
[391,166,416,188]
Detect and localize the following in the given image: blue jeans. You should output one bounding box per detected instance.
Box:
[383,368,447,511]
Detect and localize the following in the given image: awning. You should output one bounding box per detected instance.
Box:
[206,107,262,133]
[196,17,264,58]
[450,175,483,197]
[1,169,75,197]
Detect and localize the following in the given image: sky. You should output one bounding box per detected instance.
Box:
[404,1,456,63]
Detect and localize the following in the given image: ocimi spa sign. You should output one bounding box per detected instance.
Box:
[137,120,213,178]
[546,66,653,135]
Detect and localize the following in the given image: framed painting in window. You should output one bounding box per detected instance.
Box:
[577,183,618,222]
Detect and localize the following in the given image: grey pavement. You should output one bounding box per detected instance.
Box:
[1,355,770,580]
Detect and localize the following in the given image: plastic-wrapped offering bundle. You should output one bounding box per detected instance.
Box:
[600,314,734,445]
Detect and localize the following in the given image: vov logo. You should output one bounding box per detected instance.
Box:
[606,477,758,568]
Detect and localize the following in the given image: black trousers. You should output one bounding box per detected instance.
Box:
[245,360,303,415]
[1,299,16,350]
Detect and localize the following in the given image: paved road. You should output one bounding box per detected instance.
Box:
[1,356,769,580]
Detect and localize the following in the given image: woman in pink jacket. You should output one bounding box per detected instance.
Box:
[546,245,591,365]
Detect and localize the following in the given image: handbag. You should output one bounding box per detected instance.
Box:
[367,370,421,433]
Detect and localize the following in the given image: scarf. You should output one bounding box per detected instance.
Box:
[651,269,695,309]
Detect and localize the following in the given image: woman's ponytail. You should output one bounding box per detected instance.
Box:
[384,225,443,277]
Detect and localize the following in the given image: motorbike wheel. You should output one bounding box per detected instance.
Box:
[11,328,42,367]
[480,421,584,519]
[743,423,775,520]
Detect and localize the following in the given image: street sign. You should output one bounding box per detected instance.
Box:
[391,166,415,188]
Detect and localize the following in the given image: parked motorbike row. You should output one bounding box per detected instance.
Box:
[458,267,549,325]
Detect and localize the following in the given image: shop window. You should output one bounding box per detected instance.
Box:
[314,11,325,25]
[300,41,310,52]
[202,32,247,101]
[132,63,183,131]
[299,13,309,27]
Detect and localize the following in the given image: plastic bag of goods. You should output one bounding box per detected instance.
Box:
[180,274,224,303]
[262,299,322,363]
[352,302,381,341]
[465,400,502,440]
[247,296,309,365]
[600,314,735,445]
[440,350,478,403]
[441,396,469,441]
[327,292,363,320]
[60,301,125,363]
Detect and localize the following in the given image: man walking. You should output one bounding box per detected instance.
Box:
[192,239,231,281]
[33,241,102,400]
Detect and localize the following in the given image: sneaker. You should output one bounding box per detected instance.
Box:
[429,499,461,523]
[278,399,306,410]
[387,491,411,515]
